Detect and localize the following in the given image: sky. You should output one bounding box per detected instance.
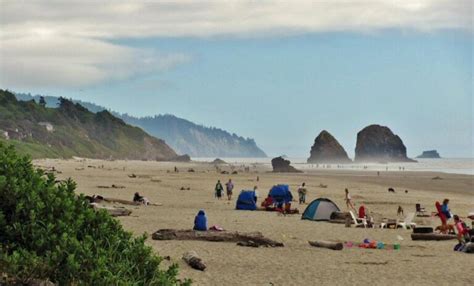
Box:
[0,0,472,158]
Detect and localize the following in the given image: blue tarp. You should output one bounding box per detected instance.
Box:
[236,190,257,210]
[268,185,293,204]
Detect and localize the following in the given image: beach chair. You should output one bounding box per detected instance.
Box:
[380,219,397,229]
[397,212,417,230]
[349,211,367,228]
[415,203,426,216]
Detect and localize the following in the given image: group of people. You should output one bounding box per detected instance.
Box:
[437,199,472,247]
[214,179,235,200]
[214,179,259,202]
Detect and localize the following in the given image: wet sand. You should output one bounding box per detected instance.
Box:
[35,159,474,286]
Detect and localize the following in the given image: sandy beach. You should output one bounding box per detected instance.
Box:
[35,159,474,286]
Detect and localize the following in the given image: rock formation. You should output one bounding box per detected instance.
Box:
[354,125,416,162]
[271,156,302,173]
[307,130,351,163]
[416,150,441,159]
[212,158,227,164]
[170,154,191,162]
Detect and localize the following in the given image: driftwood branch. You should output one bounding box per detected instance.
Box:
[152,229,284,247]
[308,240,343,250]
[102,197,162,206]
[93,204,132,216]
[182,251,206,271]
[411,233,457,241]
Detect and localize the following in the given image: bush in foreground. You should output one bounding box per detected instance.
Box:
[0,143,190,285]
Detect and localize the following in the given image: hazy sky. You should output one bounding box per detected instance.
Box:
[1,1,472,158]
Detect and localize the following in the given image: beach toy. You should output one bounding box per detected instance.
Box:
[377,242,384,249]
[369,241,377,249]
[345,241,353,248]
[393,243,400,250]
[363,238,370,244]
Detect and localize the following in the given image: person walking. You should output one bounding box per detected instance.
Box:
[215,180,223,200]
[345,188,356,212]
[225,179,234,200]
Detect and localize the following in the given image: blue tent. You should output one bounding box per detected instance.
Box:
[236,190,257,210]
[268,185,293,204]
[301,198,340,221]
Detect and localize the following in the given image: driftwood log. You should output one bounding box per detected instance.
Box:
[102,197,162,206]
[93,205,132,217]
[182,251,206,271]
[103,198,140,205]
[308,240,343,250]
[152,229,284,247]
[411,233,457,241]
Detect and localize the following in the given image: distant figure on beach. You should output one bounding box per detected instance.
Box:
[253,186,259,204]
[215,180,223,199]
[297,182,307,204]
[377,171,380,176]
[225,179,234,200]
[174,166,179,173]
[133,192,149,205]
[193,210,208,231]
[345,188,356,212]
[397,205,404,217]
[256,176,259,182]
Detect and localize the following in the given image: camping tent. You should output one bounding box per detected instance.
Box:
[236,190,257,210]
[268,185,293,204]
[301,198,340,221]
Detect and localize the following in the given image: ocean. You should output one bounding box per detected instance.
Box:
[192,157,474,175]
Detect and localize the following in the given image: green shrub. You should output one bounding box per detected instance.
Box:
[0,143,190,285]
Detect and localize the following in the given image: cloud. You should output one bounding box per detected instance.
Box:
[0,33,190,89]
[1,0,470,39]
[0,0,470,89]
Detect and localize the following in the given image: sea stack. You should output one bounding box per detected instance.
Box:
[416,150,441,159]
[271,156,302,173]
[307,130,351,164]
[354,124,416,163]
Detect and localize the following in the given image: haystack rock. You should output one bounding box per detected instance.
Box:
[212,158,227,164]
[271,156,302,173]
[307,130,351,164]
[416,150,441,159]
[355,125,416,162]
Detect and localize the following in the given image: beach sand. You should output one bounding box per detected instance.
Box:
[35,159,474,286]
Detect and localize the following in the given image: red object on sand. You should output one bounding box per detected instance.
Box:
[358,206,366,219]
[435,201,447,225]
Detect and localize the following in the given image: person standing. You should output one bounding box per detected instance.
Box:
[297,182,307,204]
[345,188,356,212]
[253,185,259,204]
[225,179,234,200]
[215,180,223,200]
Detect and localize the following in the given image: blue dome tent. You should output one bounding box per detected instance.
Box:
[302,198,340,221]
[236,190,257,210]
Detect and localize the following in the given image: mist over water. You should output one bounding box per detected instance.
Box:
[192,157,474,175]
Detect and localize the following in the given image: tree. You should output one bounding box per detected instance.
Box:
[0,143,190,285]
[38,96,46,107]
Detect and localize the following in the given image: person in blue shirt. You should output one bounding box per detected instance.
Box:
[441,199,452,220]
[193,210,208,231]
